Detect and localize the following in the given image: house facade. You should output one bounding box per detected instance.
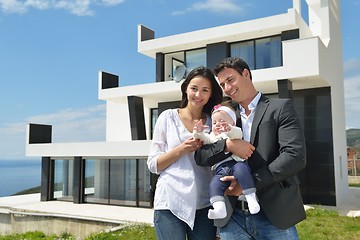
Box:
[26,0,347,208]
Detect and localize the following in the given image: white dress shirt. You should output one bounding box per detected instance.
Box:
[239,92,262,142]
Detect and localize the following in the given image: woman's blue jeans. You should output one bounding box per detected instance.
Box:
[154,207,217,240]
[219,208,299,240]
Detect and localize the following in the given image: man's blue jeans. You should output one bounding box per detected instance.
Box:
[154,207,216,240]
[220,208,299,240]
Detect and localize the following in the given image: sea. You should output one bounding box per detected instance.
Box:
[0,159,41,197]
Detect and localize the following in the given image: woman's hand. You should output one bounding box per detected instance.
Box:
[157,137,203,171]
[180,136,203,154]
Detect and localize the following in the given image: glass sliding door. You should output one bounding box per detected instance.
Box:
[53,159,74,201]
[110,159,137,206]
[138,159,151,207]
[84,159,110,204]
[83,158,151,207]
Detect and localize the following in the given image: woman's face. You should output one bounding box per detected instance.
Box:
[186,76,212,109]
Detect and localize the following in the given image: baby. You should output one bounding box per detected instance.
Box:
[193,102,260,219]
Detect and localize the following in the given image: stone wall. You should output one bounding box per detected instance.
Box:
[0,212,121,239]
[348,176,360,184]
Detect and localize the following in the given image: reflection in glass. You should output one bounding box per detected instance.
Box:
[230,36,282,70]
[84,159,109,204]
[231,41,255,69]
[138,159,151,207]
[151,108,158,139]
[255,36,282,69]
[185,48,206,75]
[172,58,186,82]
[83,158,151,207]
[53,159,74,201]
[84,159,94,195]
[110,159,136,206]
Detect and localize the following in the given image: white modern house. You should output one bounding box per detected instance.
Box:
[26,0,347,210]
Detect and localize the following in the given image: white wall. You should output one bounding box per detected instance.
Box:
[106,101,132,142]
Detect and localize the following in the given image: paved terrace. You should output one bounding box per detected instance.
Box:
[0,193,153,239]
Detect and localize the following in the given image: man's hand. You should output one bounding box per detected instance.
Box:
[226,139,255,159]
[221,175,242,196]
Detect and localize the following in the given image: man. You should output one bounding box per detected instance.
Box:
[195,57,306,239]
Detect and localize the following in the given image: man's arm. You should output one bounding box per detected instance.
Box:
[252,100,306,191]
[195,138,255,166]
[194,139,230,166]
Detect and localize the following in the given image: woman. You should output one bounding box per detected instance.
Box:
[147,66,223,240]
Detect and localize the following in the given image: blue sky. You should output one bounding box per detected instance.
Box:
[0,0,359,160]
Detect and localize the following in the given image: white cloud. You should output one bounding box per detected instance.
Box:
[344,58,360,73]
[344,75,360,100]
[27,104,106,142]
[344,66,360,129]
[54,0,94,16]
[100,0,124,6]
[0,0,125,16]
[343,57,360,129]
[172,0,243,16]
[0,104,106,159]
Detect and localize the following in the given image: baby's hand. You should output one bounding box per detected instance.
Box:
[218,121,231,133]
[193,120,208,133]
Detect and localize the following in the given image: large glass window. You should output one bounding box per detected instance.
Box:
[84,159,109,204]
[84,159,95,196]
[231,41,255,69]
[230,36,282,70]
[164,52,184,82]
[53,159,74,201]
[138,159,151,207]
[109,159,137,206]
[172,58,186,82]
[255,36,282,69]
[185,48,206,75]
[83,158,151,207]
[150,108,158,139]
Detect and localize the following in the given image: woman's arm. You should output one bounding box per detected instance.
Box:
[147,110,203,173]
[156,137,202,171]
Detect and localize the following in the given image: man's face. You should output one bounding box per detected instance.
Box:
[217,67,251,104]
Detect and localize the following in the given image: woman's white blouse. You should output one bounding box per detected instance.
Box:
[147,109,213,229]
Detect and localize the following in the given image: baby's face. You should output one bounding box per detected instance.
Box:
[211,110,234,135]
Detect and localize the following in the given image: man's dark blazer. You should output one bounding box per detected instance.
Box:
[195,95,306,230]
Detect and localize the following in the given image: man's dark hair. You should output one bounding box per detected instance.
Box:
[214,57,252,80]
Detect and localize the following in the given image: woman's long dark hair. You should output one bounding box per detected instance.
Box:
[180,66,223,115]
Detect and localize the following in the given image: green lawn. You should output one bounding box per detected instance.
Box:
[297,208,360,240]
[349,183,360,188]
